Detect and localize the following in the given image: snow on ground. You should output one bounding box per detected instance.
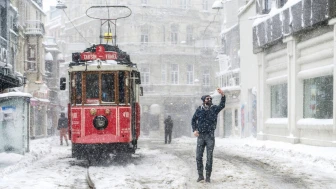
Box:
[0,137,52,178]
[0,135,335,189]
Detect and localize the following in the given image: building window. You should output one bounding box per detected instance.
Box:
[166,0,172,7]
[277,0,287,8]
[303,76,333,119]
[171,24,178,44]
[161,64,167,84]
[235,109,238,127]
[186,26,193,45]
[187,64,194,84]
[257,0,273,14]
[233,73,240,86]
[25,60,36,71]
[141,34,148,44]
[271,83,287,118]
[162,26,166,43]
[141,0,148,5]
[28,45,36,60]
[140,66,150,85]
[141,25,149,43]
[202,69,210,86]
[0,6,6,38]
[202,0,208,11]
[171,64,179,84]
[180,0,187,9]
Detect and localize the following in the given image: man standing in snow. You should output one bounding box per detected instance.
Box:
[191,88,226,183]
[57,112,69,146]
[164,115,174,144]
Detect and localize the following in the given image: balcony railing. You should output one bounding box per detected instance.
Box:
[25,20,45,35]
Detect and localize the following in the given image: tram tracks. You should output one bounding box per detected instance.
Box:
[86,168,95,189]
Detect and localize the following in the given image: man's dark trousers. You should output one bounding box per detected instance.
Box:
[196,132,215,175]
[165,131,172,144]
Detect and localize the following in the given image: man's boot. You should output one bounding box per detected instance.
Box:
[205,172,211,183]
[197,172,204,182]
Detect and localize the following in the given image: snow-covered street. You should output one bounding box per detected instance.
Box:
[1,136,336,189]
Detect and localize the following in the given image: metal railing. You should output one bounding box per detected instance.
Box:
[25,20,45,35]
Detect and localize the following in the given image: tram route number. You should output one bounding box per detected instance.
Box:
[80,51,118,60]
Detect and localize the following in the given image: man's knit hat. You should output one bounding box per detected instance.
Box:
[201,95,211,102]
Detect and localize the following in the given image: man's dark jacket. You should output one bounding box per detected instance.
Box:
[164,118,173,132]
[57,117,68,130]
[191,95,226,133]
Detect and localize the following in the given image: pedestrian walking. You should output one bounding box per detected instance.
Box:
[164,115,174,144]
[57,112,69,146]
[191,88,226,183]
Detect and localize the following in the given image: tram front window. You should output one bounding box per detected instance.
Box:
[102,73,115,102]
[86,74,99,104]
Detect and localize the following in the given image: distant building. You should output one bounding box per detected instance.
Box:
[15,0,48,138]
[55,0,221,137]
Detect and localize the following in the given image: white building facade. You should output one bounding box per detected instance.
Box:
[253,0,336,146]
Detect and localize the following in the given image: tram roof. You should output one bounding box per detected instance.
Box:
[68,61,139,72]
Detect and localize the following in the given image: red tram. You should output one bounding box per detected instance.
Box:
[59,6,142,159]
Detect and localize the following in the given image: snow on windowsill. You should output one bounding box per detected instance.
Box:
[265,118,288,128]
[297,119,333,130]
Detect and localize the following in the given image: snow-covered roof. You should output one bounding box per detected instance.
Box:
[45,47,60,52]
[238,0,255,17]
[57,53,64,61]
[30,97,50,103]
[45,52,53,61]
[252,0,302,27]
[0,92,32,98]
[220,23,238,37]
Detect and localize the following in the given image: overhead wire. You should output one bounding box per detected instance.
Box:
[61,9,92,45]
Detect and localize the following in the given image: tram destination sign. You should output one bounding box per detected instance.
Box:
[80,51,118,61]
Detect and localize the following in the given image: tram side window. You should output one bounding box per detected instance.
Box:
[86,74,99,103]
[119,71,125,104]
[75,72,82,105]
[101,73,115,102]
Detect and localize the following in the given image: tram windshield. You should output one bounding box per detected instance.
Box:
[71,71,129,106]
[85,73,99,103]
[102,73,115,103]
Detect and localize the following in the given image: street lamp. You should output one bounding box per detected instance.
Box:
[56,1,92,45]
[212,0,224,9]
[56,1,67,10]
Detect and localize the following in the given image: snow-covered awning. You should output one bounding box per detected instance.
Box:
[45,52,53,61]
[0,92,32,98]
[45,47,60,52]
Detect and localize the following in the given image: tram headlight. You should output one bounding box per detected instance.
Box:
[93,115,108,130]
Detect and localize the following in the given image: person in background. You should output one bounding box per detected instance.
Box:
[191,88,226,183]
[164,115,174,144]
[57,112,69,146]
